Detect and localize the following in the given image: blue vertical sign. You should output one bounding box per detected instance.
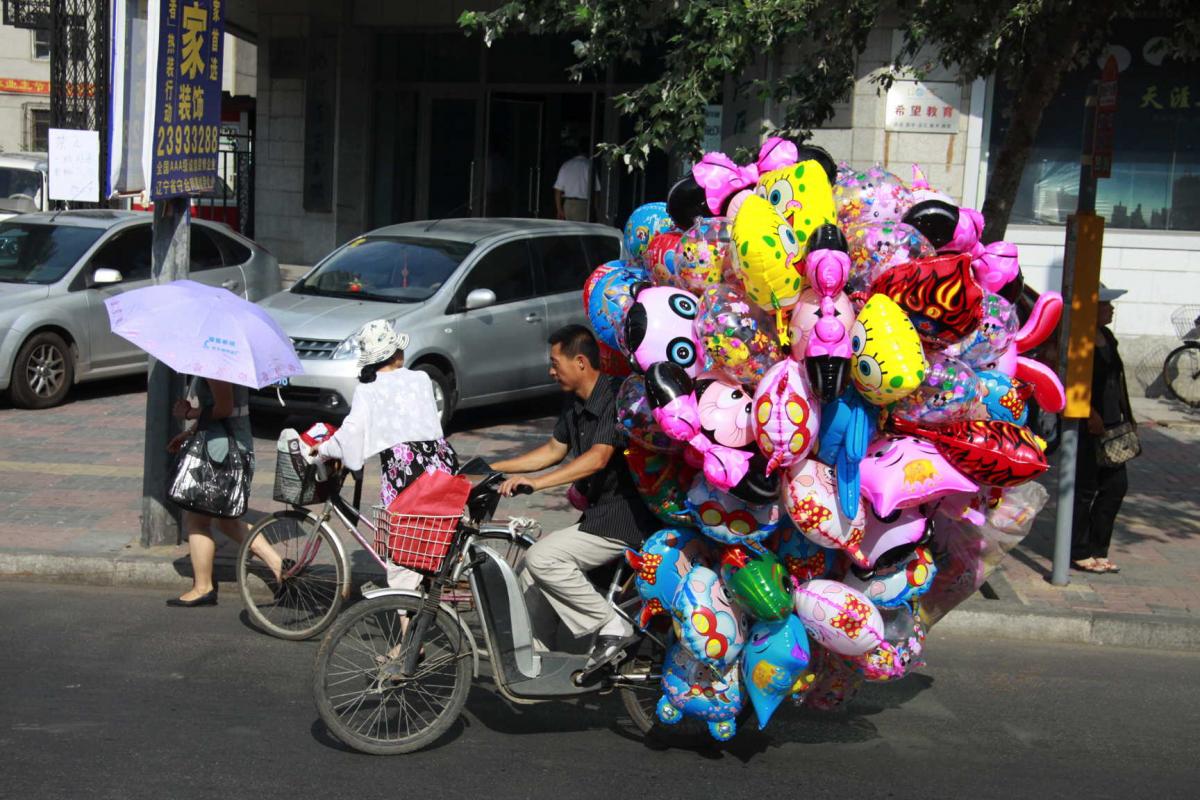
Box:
[149,0,225,200]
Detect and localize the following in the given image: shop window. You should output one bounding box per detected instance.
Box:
[988,21,1200,231]
[27,108,50,152]
[32,27,51,60]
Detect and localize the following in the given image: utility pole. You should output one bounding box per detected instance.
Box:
[137,0,225,545]
[1051,58,1116,585]
[141,199,190,546]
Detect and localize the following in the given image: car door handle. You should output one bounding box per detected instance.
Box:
[524,313,542,323]
[221,279,242,291]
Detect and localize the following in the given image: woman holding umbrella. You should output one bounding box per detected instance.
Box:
[103,279,304,607]
[167,377,286,606]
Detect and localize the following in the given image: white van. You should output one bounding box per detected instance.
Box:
[0,152,48,221]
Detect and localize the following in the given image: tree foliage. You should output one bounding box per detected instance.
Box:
[461,1,880,166]
[461,1,1199,238]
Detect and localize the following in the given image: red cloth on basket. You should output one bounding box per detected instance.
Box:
[384,470,471,572]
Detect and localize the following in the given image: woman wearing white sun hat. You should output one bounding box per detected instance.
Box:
[1071,284,1134,575]
[314,319,458,590]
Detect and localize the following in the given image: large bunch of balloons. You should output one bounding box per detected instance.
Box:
[587,139,1064,742]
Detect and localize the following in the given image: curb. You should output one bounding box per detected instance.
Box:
[0,552,191,590]
[932,605,1200,653]
[4,551,1199,652]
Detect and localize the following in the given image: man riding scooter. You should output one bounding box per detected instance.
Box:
[493,325,658,670]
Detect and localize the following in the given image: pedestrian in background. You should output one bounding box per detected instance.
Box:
[554,137,598,221]
[1071,285,1136,574]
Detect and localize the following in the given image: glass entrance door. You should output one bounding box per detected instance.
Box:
[485,96,544,217]
[427,96,482,219]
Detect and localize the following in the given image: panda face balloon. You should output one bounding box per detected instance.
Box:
[622,286,701,377]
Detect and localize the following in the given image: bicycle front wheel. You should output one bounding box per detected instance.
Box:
[313,595,472,755]
[237,510,346,640]
[1163,342,1200,407]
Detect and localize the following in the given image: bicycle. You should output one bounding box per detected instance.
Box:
[1162,305,1200,408]
[235,458,483,641]
[310,466,718,755]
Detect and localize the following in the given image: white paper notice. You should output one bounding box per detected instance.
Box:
[48,128,101,202]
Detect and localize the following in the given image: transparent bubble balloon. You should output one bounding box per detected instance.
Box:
[834,165,915,228]
[693,283,783,389]
[843,221,937,294]
[616,374,679,453]
[674,217,734,294]
[890,354,982,425]
[943,292,1020,368]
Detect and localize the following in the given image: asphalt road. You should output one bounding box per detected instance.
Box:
[2,582,1198,800]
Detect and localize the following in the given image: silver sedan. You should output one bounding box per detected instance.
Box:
[0,210,280,408]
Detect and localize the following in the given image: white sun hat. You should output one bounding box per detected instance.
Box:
[355,319,410,369]
[1098,283,1127,302]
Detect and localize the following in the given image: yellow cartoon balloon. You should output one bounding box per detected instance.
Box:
[731,193,805,342]
[850,294,928,406]
[756,159,837,246]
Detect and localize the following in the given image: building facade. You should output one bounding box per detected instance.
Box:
[0,21,51,153]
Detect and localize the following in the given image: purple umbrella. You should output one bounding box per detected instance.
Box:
[105,280,303,389]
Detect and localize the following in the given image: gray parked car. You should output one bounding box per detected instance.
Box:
[0,210,281,408]
[253,218,621,424]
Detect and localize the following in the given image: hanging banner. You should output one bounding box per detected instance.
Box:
[108,0,151,197]
[148,0,225,200]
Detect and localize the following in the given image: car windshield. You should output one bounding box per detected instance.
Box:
[292,236,474,303]
[0,222,104,284]
[0,167,43,213]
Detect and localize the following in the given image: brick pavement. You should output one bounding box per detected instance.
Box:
[1,377,1198,625]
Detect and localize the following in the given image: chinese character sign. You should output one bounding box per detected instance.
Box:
[884,81,962,133]
[150,0,225,200]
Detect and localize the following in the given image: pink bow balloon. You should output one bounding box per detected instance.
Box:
[693,137,801,216]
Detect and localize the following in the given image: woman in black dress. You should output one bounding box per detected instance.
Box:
[1071,286,1133,574]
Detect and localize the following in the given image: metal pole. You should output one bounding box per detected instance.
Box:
[1050,82,1099,586]
[140,198,191,546]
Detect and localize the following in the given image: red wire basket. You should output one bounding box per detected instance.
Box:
[372,506,463,575]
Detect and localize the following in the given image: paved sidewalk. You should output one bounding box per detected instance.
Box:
[2,379,1198,650]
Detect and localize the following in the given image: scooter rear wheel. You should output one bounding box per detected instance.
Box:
[313,595,472,755]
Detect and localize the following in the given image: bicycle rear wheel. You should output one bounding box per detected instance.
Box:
[237,510,346,640]
[1163,342,1200,407]
[313,595,472,755]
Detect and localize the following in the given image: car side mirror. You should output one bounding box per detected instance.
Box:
[464,288,496,311]
[91,267,124,286]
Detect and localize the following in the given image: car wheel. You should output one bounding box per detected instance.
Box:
[10,331,74,409]
[413,363,454,428]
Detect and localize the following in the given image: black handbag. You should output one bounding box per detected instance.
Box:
[169,420,253,518]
